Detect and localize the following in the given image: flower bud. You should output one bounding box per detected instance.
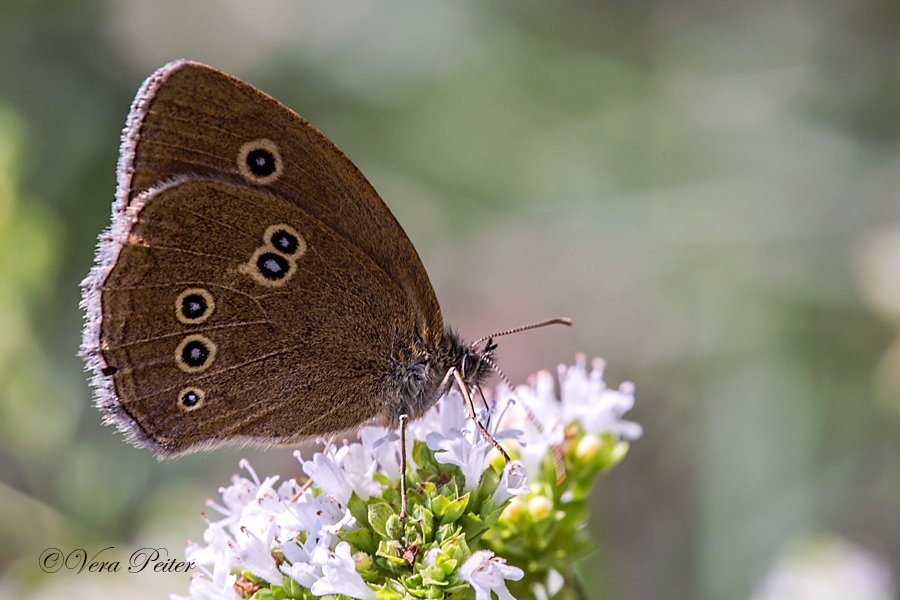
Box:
[528,495,553,520]
[353,551,373,572]
[575,434,602,462]
[502,497,526,522]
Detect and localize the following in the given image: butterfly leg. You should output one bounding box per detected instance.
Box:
[448,368,510,462]
[398,413,409,521]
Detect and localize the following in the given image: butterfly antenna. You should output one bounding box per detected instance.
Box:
[481,354,516,393]
[473,317,572,482]
[481,354,567,483]
[471,317,572,349]
[483,355,543,433]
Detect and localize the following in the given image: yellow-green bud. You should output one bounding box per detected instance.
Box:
[528,495,553,520]
[487,445,511,470]
[502,497,525,522]
[576,434,602,462]
[353,551,373,572]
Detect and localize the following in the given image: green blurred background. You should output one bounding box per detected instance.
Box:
[2,0,900,598]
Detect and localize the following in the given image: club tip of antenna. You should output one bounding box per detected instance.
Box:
[543,317,573,328]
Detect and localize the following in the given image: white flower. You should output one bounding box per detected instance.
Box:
[281,488,356,536]
[174,568,241,600]
[334,440,381,499]
[496,377,565,477]
[459,550,524,600]
[177,539,241,600]
[239,498,283,543]
[282,536,376,600]
[280,529,331,566]
[426,426,488,492]
[496,354,642,475]
[280,559,321,589]
[532,568,565,600]
[493,460,529,504]
[407,388,470,442]
[205,460,288,538]
[360,426,403,479]
[233,523,282,584]
[205,467,260,530]
[309,541,377,600]
[558,355,642,440]
[185,521,234,570]
[280,530,334,588]
[300,450,355,504]
[298,436,387,502]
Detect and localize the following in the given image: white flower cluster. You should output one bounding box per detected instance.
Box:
[174,458,370,600]
[171,356,640,600]
[497,354,642,476]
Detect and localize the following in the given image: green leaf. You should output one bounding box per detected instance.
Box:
[405,573,424,588]
[409,504,435,543]
[250,588,279,600]
[479,502,508,532]
[431,493,450,518]
[446,584,472,600]
[386,514,404,540]
[460,511,490,541]
[283,576,308,599]
[435,522,463,546]
[476,463,501,507]
[441,534,470,566]
[368,502,395,539]
[375,540,410,573]
[412,440,439,473]
[422,565,448,585]
[406,486,427,511]
[435,552,458,576]
[440,492,470,525]
[341,527,377,555]
[377,581,405,600]
[411,502,434,523]
[348,492,371,528]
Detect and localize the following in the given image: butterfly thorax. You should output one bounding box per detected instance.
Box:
[380,328,492,426]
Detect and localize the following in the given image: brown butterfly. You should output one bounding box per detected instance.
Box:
[80,61,568,477]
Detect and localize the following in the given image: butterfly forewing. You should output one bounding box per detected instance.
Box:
[123,61,443,345]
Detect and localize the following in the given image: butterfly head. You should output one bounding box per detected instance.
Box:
[438,328,492,392]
